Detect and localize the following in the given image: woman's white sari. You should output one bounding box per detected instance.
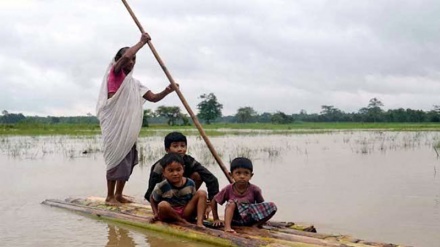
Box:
[96,61,149,171]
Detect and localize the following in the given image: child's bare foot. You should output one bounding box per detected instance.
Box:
[177,219,191,227]
[196,221,206,229]
[149,215,159,223]
[224,228,236,234]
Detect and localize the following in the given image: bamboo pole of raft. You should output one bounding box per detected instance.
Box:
[120,0,233,183]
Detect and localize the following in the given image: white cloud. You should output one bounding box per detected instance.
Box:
[1,0,439,116]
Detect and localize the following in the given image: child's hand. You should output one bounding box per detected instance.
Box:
[212,219,224,227]
[149,214,159,223]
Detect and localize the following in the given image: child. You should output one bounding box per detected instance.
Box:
[150,153,207,227]
[144,132,219,203]
[96,32,175,206]
[211,157,277,233]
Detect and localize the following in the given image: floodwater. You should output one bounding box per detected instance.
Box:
[1,131,440,247]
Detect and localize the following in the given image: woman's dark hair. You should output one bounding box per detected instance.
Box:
[160,153,184,168]
[114,47,129,61]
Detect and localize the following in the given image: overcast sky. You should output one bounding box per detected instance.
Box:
[1,0,440,116]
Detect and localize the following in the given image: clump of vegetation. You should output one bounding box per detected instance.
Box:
[433,140,440,158]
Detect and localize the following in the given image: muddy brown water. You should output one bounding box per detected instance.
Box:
[1,131,440,247]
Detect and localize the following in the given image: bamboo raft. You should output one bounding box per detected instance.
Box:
[41,197,407,247]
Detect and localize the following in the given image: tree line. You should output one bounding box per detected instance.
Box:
[1,96,440,126]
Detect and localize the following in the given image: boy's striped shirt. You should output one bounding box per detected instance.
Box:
[151,178,195,207]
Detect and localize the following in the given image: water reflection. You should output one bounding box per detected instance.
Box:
[104,224,214,247]
[106,225,136,247]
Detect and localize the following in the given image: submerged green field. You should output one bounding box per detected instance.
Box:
[1,122,440,136]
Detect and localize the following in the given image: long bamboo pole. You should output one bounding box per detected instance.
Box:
[120,0,233,183]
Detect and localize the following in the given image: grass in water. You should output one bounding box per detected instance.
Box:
[3,122,440,136]
[433,140,440,158]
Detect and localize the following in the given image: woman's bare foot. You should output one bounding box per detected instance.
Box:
[123,194,135,200]
[105,197,122,206]
[116,195,133,203]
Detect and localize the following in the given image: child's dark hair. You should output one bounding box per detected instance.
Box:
[160,153,184,168]
[164,132,187,149]
[230,157,253,172]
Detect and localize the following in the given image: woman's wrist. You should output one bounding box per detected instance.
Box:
[164,88,172,94]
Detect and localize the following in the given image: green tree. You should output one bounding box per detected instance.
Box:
[385,108,407,122]
[197,93,223,124]
[155,106,182,126]
[320,105,343,121]
[180,113,190,126]
[257,112,272,123]
[235,107,257,123]
[359,97,384,122]
[405,109,425,122]
[142,109,156,127]
[368,97,384,121]
[296,109,308,122]
[0,112,25,124]
[368,97,384,109]
[428,105,440,122]
[50,116,60,124]
[271,111,294,124]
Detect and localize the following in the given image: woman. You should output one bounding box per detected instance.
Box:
[96,32,176,205]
